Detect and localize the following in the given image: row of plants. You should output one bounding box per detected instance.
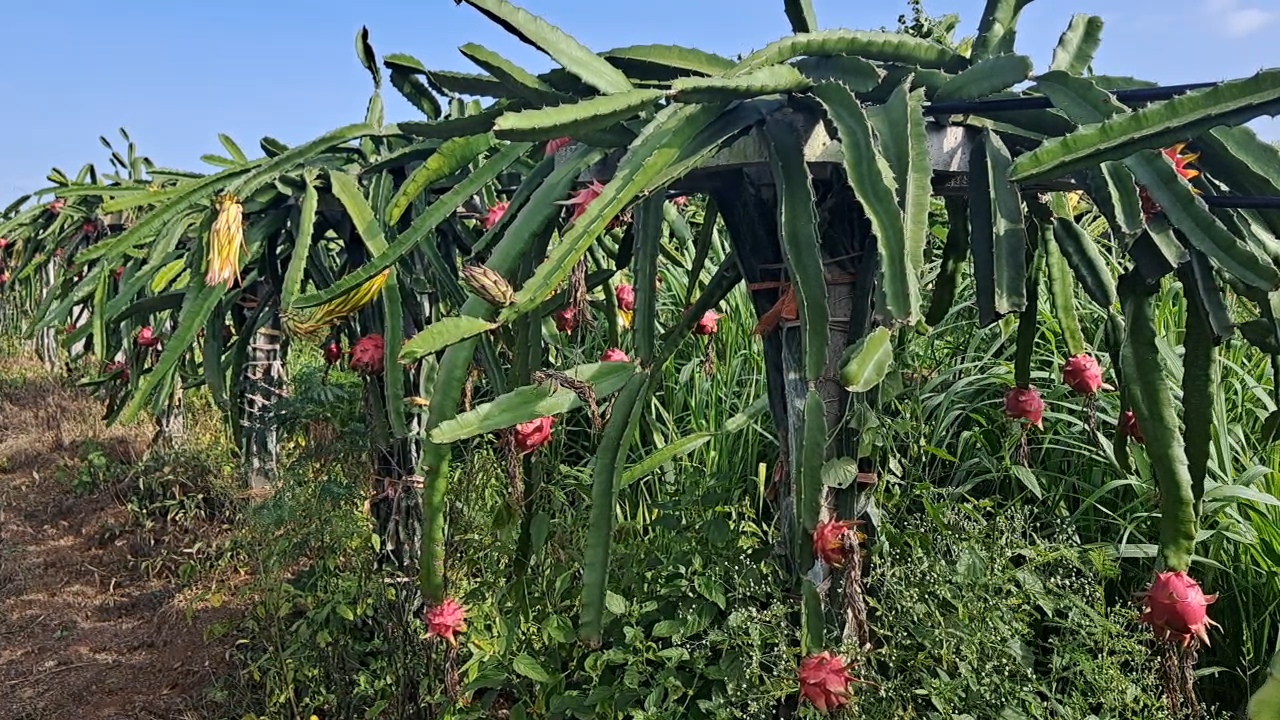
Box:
[5,0,1280,715]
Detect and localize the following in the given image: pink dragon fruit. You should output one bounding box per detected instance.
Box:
[1005,386,1044,430]
[600,348,630,363]
[798,651,856,713]
[1062,354,1111,395]
[482,201,509,230]
[513,417,554,454]
[424,598,468,647]
[350,334,385,376]
[1140,571,1220,646]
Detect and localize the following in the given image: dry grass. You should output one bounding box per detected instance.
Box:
[0,354,237,720]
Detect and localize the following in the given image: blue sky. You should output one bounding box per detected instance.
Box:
[1,0,1277,198]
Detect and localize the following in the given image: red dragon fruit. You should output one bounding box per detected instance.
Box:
[114,266,126,281]
[48,198,65,215]
[670,195,689,207]
[600,348,630,363]
[694,309,721,336]
[798,651,856,713]
[544,137,573,157]
[482,201,509,231]
[1139,571,1220,646]
[560,180,605,223]
[1120,410,1144,444]
[1005,386,1045,430]
[1061,354,1110,395]
[812,519,857,567]
[105,361,128,382]
[350,334,385,376]
[553,307,579,334]
[513,417,555,454]
[424,598,468,647]
[0,237,8,250]
[615,283,636,313]
[323,339,342,365]
[136,326,160,348]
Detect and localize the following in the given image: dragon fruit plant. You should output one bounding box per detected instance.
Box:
[7,0,1280,711]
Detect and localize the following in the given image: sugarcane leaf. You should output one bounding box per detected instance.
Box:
[429,361,636,444]
[493,90,664,142]
[839,327,893,392]
[1049,14,1104,74]
[456,0,633,94]
[1010,69,1280,183]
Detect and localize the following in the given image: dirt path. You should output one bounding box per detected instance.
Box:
[0,366,231,720]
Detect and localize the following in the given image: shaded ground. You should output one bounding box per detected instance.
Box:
[0,363,233,720]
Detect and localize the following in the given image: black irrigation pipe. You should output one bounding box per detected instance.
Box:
[1204,195,1280,210]
[924,81,1222,116]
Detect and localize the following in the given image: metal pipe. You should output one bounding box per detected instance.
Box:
[924,81,1222,116]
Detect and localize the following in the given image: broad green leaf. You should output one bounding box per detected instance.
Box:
[580,373,649,643]
[791,55,884,92]
[428,361,636,443]
[839,327,893,392]
[1052,216,1117,309]
[456,0,634,94]
[281,170,319,309]
[512,654,554,683]
[460,43,567,105]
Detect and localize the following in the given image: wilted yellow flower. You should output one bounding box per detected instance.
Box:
[206,194,244,287]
